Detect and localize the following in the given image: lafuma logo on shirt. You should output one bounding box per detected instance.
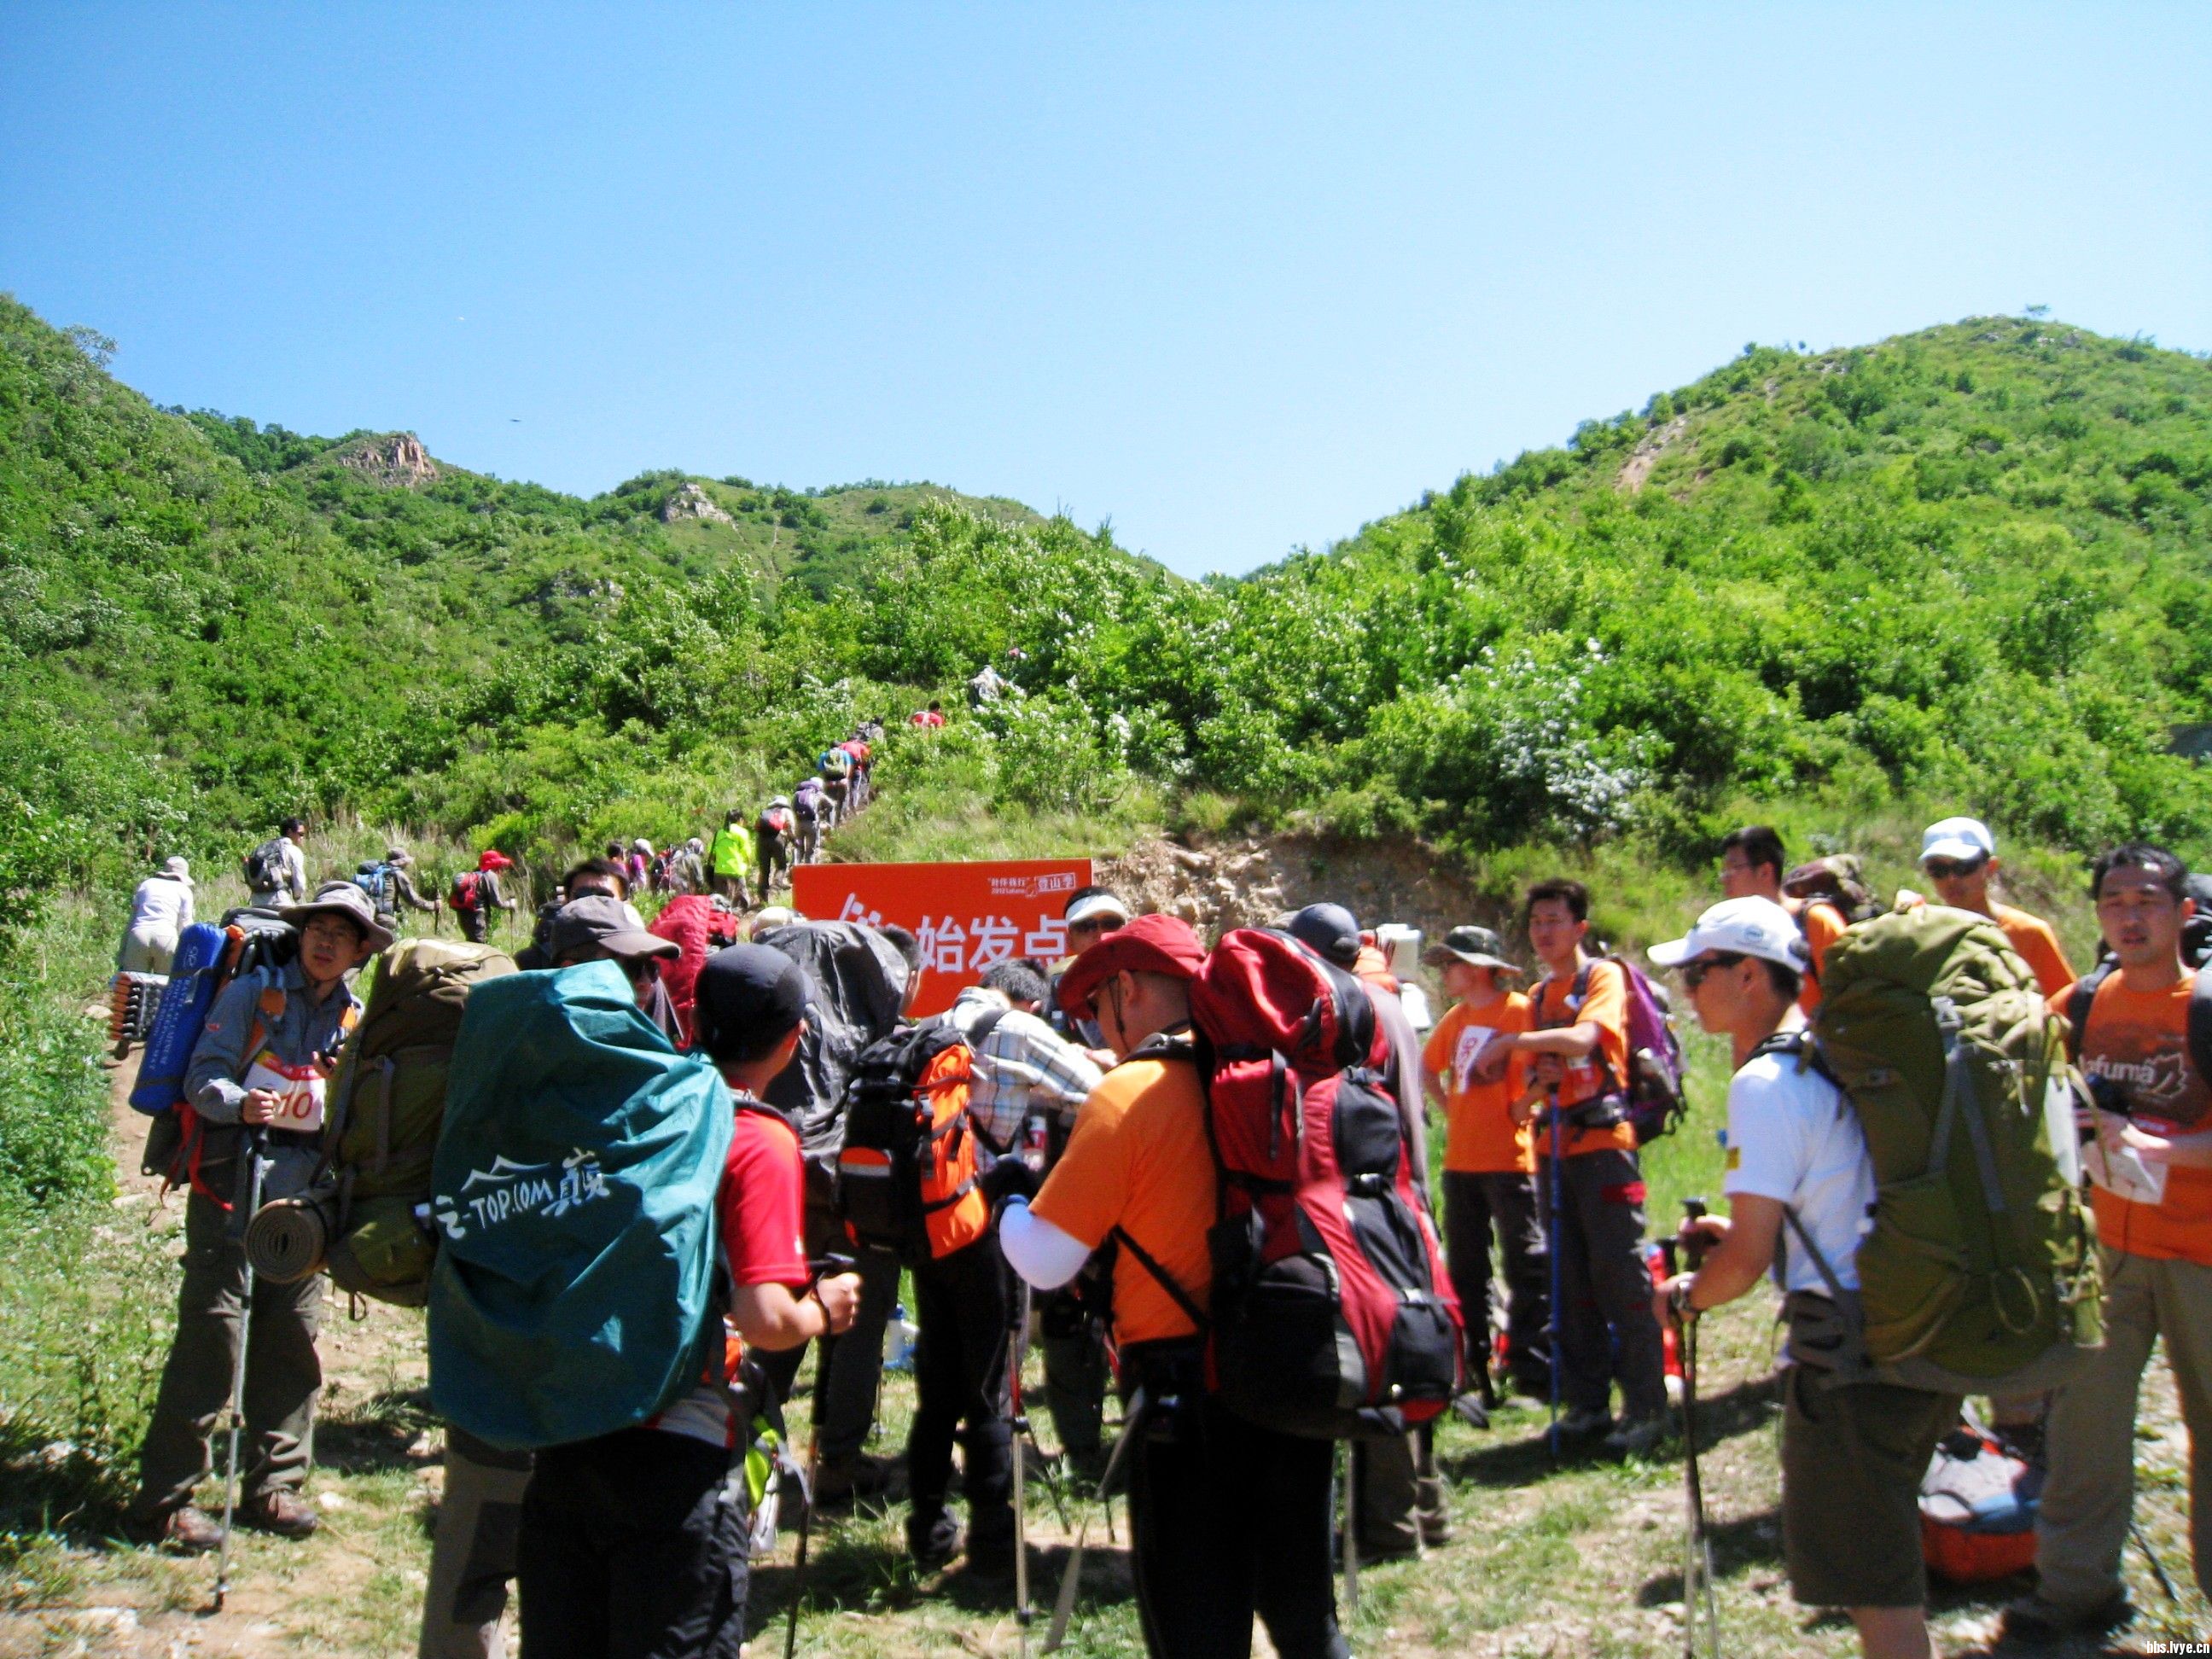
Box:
[434,1150,611,1240]
[2083,1047,2194,1115]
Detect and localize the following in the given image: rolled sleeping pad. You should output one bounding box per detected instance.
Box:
[129,922,228,1115]
[246,1192,335,1284]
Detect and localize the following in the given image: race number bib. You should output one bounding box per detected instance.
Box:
[242,1051,328,1135]
[1452,1025,1497,1091]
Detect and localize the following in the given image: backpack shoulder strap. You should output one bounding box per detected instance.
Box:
[2064,961,2115,1064]
[1109,1224,1210,1335]
[2189,970,2212,1094]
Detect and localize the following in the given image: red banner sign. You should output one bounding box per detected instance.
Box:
[791,859,1094,1017]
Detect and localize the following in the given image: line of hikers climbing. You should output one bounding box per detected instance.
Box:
[103,798,2210,1659]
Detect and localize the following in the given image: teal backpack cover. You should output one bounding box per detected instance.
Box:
[427,961,734,1450]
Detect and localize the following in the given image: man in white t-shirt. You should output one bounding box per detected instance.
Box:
[1647,897,1960,1659]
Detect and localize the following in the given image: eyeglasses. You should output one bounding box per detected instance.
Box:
[1924,858,1988,881]
[1681,952,1747,990]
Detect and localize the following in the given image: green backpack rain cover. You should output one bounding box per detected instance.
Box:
[427,960,734,1451]
[1813,907,2101,1391]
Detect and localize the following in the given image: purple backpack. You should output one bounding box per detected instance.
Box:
[1555,956,1687,1146]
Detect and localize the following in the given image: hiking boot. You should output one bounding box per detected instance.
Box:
[965,1526,1018,1581]
[238,1488,318,1539]
[1603,1412,1668,1457]
[908,1511,963,1572]
[1556,1406,1613,1438]
[1997,1591,2133,1645]
[1451,1392,1491,1430]
[125,1503,224,1554]
[815,1451,904,1507]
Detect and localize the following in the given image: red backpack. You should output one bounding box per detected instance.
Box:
[1166,928,1464,1439]
[649,895,747,1045]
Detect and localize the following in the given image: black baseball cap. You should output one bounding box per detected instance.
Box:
[1285,903,1362,968]
[694,944,808,1059]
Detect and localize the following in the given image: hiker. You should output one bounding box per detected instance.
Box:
[665,835,707,896]
[1912,817,2076,998]
[1780,854,1877,1016]
[756,798,796,895]
[911,699,948,727]
[127,882,385,1551]
[998,914,1353,1659]
[818,752,852,830]
[1719,824,1789,904]
[368,847,441,936]
[243,817,310,911]
[946,959,1109,1474]
[118,856,196,974]
[1423,925,1551,1407]
[512,944,864,1659]
[969,663,1009,706]
[2005,843,2212,1643]
[624,838,654,895]
[707,808,755,907]
[1487,879,1668,1453]
[1649,896,1956,1659]
[1052,886,1131,1056]
[548,895,684,1040]
[791,777,826,864]
[1286,903,1450,1559]
[839,736,874,809]
[515,858,633,971]
[449,851,519,945]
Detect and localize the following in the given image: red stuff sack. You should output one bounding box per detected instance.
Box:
[649,895,745,1045]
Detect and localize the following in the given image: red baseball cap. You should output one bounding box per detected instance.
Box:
[1057,913,1207,1016]
[478,849,515,872]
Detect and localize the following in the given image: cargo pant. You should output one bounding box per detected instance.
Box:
[1040,1293,1110,1468]
[1353,1424,1447,1557]
[1540,1146,1667,1422]
[419,1425,534,1659]
[2035,1245,2212,1614]
[133,1190,323,1516]
[1443,1168,1551,1394]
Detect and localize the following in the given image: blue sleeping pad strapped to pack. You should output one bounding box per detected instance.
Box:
[427,960,735,1452]
[129,922,230,1115]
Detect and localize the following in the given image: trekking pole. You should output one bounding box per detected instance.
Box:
[1545,1089,1564,1458]
[1341,1442,1360,1615]
[2132,1520,2181,1606]
[1042,1385,1148,1655]
[783,1432,821,1659]
[213,1127,271,1614]
[1674,1197,1720,1659]
[1010,1282,1033,1659]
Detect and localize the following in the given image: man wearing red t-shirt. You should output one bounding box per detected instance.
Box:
[515,946,861,1659]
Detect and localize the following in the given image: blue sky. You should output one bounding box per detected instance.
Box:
[3,4,2206,576]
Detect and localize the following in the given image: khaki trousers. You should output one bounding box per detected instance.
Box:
[2035,1245,2212,1613]
[419,1425,534,1659]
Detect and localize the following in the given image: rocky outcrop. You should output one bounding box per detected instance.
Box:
[660,481,735,526]
[333,432,439,489]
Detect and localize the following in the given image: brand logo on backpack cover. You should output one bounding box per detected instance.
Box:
[434,1150,611,1240]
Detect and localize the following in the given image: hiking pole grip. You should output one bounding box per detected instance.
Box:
[1681,1196,1712,1272]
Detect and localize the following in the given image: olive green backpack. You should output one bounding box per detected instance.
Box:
[246,940,516,1305]
[1809,906,2101,1393]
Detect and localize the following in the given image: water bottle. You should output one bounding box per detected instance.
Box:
[1022,1112,1049,1174]
[883,1302,919,1371]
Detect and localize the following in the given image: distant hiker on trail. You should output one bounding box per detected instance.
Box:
[791,777,827,864]
[2008,843,2211,1644]
[1490,878,1669,1455]
[448,851,518,945]
[243,818,309,911]
[127,882,385,1553]
[509,944,864,1659]
[999,914,1353,1659]
[360,847,439,937]
[1909,816,2076,998]
[756,798,797,895]
[514,856,633,971]
[118,856,195,974]
[626,838,654,895]
[549,894,684,1041]
[665,835,707,896]
[818,748,853,828]
[1423,924,1550,1412]
[969,662,1009,705]
[1649,897,1954,1659]
[911,699,947,727]
[839,736,874,808]
[707,808,756,907]
[1719,824,1789,905]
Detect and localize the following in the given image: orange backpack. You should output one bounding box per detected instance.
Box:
[835,1024,990,1263]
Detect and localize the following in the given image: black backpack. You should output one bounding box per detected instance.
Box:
[242,836,288,891]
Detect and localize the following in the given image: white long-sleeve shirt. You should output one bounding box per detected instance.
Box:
[126,875,195,938]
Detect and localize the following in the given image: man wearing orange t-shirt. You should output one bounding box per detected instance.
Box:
[997,915,1348,1659]
[2006,845,2212,1644]
[1422,925,1549,1407]
[1918,816,2076,999]
[1487,879,1668,1455]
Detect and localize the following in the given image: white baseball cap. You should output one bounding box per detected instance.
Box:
[1649,897,1809,973]
[1919,817,1995,866]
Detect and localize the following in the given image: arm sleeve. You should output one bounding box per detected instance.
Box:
[184,975,260,1122]
[999,1199,1092,1289]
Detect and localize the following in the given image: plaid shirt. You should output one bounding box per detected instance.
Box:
[945,988,1103,1154]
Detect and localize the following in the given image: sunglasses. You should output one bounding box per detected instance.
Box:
[1924,858,1988,881]
[1681,952,1748,990]
[1068,915,1125,938]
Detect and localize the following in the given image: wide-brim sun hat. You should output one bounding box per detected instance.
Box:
[280,880,395,952]
[1422,925,1524,976]
[159,856,194,886]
